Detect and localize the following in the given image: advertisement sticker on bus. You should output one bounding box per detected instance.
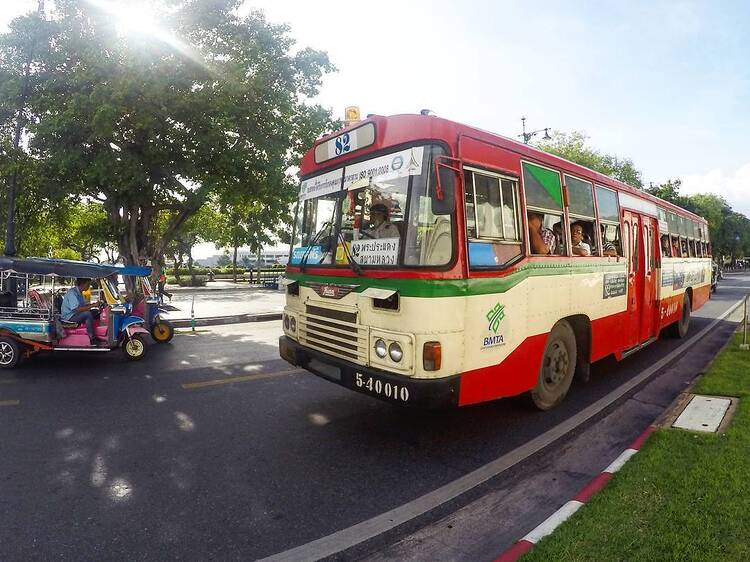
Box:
[343,147,424,190]
[290,245,324,265]
[299,168,343,201]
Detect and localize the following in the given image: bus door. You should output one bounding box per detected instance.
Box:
[623,210,643,349]
[640,216,659,342]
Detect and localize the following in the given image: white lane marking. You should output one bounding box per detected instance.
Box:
[259,296,746,562]
[522,500,584,544]
[604,449,638,474]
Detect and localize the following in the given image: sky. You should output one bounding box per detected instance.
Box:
[3,0,749,257]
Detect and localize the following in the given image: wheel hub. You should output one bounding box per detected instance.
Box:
[0,342,13,365]
[545,343,569,386]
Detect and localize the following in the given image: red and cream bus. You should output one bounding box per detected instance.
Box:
[278,114,711,409]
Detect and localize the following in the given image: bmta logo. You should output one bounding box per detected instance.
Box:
[486,303,505,334]
[335,133,351,155]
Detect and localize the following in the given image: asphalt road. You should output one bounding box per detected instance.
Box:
[1,276,748,562]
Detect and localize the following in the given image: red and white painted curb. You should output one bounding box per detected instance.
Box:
[494,425,657,562]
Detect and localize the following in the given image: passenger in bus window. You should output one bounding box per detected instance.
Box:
[552,221,564,254]
[681,238,688,257]
[527,211,556,255]
[671,236,680,257]
[570,222,591,256]
[661,235,671,257]
[601,224,618,257]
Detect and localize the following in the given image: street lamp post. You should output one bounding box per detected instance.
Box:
[519,116,552,144]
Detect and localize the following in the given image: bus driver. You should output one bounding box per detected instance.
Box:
[364,203,400,239]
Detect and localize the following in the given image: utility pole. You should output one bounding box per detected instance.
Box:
[3,0,44,298]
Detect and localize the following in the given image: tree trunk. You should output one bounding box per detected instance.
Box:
[187,249,195,284]
[256,246,262,284]
[175,251,183,281]
[232,234,238,283]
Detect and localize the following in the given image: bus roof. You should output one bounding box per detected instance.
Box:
[301,113,706,224]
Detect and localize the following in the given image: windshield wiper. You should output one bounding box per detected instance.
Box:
[300,220,333,273]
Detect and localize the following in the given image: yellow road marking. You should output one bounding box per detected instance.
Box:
[181,368,304,390]
[0,400,20,407]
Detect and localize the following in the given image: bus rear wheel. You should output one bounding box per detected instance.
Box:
[667,293,691,339]
[530,321,577,411]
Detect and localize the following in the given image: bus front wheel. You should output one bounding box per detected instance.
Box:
[530,321,577,411]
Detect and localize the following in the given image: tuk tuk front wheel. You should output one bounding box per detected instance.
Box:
[0,337,21,369]
[122,334,147,361]
[151,321,174,344]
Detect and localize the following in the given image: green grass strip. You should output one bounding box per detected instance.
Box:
[524,333,750,562]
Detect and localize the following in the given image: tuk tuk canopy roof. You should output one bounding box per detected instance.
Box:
[0,257,123,278]
[118,265,152,277]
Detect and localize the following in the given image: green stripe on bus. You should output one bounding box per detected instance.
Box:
[287,262,626,298]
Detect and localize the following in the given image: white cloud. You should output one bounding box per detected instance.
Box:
[681,164,750,218]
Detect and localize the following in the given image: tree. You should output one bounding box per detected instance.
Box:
[645,179,684,205]
[538,131,644,189]
[210,189,292,281]
[2,0,337,267]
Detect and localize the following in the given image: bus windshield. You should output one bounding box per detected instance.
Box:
[291,144,454,268]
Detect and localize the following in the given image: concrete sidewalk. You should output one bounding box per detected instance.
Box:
[161,285,284,327]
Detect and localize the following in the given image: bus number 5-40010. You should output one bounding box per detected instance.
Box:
[355,373,410,402]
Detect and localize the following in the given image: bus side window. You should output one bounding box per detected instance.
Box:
[601,223,622,257]
[660,234,671,257]
[522,162,564,256]
[465,169,523,268]
[565,174,596,257]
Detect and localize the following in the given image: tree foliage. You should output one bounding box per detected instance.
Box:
[538,131,644,189]
[1,0,337,264]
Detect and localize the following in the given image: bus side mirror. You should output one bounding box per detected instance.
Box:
[431,157,459,215]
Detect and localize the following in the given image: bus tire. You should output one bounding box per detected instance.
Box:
[667,293,691,339]
[530,321,577,411]
[0,337,22,369]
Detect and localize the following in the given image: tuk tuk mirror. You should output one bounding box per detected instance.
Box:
[431,157,459,215]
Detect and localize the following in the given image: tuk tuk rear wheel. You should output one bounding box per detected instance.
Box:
[122,334,147,360]
[151,321,174,344]
[0,337,22,369]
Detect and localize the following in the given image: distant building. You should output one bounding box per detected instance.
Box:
[197,246,289,267]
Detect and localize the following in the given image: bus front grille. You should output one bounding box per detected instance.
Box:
[300,305,367,364]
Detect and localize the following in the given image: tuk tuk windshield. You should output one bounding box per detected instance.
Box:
[102,277,123,303]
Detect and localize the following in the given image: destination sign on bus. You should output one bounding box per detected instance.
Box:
[299,168,343,201]
[314,122,376,164]
[349,238,400,266]
[343,147,424,190]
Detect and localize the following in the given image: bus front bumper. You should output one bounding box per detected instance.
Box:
[279,336,460,409]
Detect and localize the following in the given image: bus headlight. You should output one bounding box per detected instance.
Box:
[290,317,297,333]
[283,314,290,330]
[374,338,387,358]
[388,342,403,363]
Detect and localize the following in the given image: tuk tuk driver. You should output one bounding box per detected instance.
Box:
[61,278,103,345]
